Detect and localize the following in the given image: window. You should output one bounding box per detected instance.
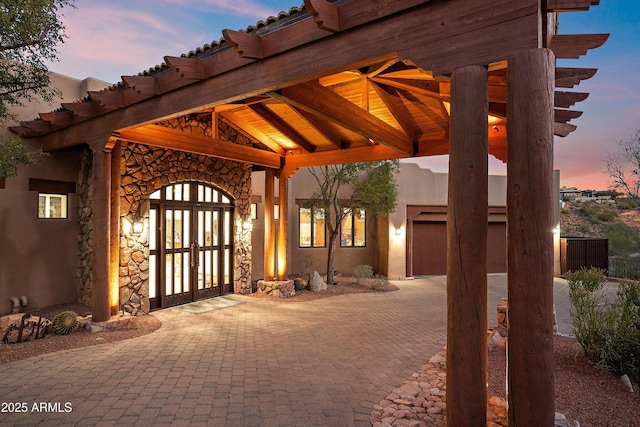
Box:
[38,193,68,218]
[341,207,366,247]
[299,207,325,247]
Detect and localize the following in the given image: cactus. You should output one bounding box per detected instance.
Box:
[51,311,80,335]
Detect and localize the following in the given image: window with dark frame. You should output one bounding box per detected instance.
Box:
[299,207,325,248]
[340,207,366,247]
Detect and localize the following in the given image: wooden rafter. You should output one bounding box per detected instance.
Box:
[222,29,264,59]
[115,125,281,168]
[292,107,343,149]
[305,0,341,32]
[121,75,160,96]
[248,104,316,153]
[219,111,287,156]
[270,81,414,156]
[164,56,207,80]
[371,83,423,141]
[554,91,589,108]
[61,102,98,119]
[549,34,609,59]
[371,77,444,101]
[546,0,599,12]
[554,122,578,137]
[554,109,583,123]
[39,111,73,127]
[555,67,598,88]
[88,90,127,109]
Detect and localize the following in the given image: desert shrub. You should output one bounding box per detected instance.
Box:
[617,197,639,210]
[567,268,640,384]
[606,222,640,257]
[354,264,374,280]
[371,274,389,289]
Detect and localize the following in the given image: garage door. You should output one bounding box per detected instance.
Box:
[412,221,506,275]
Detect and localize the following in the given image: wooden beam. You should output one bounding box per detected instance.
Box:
[248,104,316,153]
[109,141,121,316]
[115,124,282,169]
[92,148,111,322]
[554,91,589,108]
[222,29,264,59]
[549,34,609,59]
[221,111,287,156]
[546,0,599,12]
[372,77,444,101]
[277,174,288,280]
[507,48,555,427]
[293,107,343,149]
[282,144,405,176]
[305,0,340,32]
[272,81,414,155]
[372,83,423,141]
[446,65,488,427]
[555,67,598,88]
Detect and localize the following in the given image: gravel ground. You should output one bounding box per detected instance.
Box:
[1,283,638,426]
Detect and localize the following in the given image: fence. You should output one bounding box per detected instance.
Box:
[560,237,609,275]
[608,257,640,280]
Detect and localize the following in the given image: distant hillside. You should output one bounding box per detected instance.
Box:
[560,200,640,256]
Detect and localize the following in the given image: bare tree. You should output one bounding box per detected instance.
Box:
[605,130,640,202]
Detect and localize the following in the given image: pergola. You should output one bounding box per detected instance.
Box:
[13,0,606,425]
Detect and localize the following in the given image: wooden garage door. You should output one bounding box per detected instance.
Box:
[412,221,506,276]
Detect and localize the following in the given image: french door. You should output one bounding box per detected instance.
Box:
[148,183,233,310]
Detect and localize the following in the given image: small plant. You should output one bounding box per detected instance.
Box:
[353,264,373,284]
[51,311,80,335]
[371,274,389,290]
[567,268,640,384]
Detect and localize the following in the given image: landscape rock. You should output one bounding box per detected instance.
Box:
[1,314,51,344]
[309,271,327,292]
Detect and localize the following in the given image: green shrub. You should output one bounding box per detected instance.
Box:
[606,222,640,257]
[371,274,389,289]
[567,268,640,384]
[354,264,374,280]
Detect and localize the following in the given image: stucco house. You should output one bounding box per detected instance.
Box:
[1,1,604,424]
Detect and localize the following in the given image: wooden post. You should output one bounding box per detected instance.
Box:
[264,169,276,281]
[506,48,555,427]
[446,65,488,427]
[277,174,288,280]
[109,141,121,315]
[92,149,111,322]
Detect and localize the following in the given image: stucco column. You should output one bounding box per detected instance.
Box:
[91,148,111,322]
[264,169,276,280]
[506,48,555,426]
[277,174,288,280]
[446,64,489,427]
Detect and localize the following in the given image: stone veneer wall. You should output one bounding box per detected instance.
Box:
[76,116,254,315]
[77,147,93,307]
[118,116,253,315]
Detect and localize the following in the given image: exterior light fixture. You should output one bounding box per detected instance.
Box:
[395,226,402,236]
[133,219,143,234]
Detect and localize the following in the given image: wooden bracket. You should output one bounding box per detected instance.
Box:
[222,29,264,59]
[121,75,160,95]
[305,0,341,32]
[549,34,609,59]
[61,102,98,119]
[546,0,599,12]
[164,56,206,80]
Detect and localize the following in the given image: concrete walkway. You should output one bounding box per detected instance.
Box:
[0,275,576,426]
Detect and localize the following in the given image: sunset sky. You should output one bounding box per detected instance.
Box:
[48,0,639,191]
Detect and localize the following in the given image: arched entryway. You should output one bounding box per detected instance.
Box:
[148,182,234,309]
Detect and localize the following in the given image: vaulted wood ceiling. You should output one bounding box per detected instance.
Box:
[11,0,607,176]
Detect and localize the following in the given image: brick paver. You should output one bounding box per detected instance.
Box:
[0,275,576,426]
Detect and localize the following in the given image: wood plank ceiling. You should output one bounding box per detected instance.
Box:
[11,0,607,176]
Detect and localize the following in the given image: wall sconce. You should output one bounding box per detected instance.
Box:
[250,203,257,220]
[243,220,253,231]
[395,226,402,236]
[133,219,143,234]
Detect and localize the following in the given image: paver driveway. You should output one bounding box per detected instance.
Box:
[0,275,574,426]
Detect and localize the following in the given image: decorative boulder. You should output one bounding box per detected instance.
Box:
[308,271,327,292]
[2,313,51,344]
[293,278,306,291]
